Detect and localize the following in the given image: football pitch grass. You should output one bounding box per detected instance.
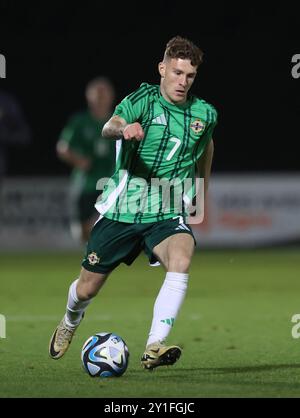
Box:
[0,248,300,398]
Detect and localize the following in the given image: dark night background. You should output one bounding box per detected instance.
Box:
[1,0,300,176]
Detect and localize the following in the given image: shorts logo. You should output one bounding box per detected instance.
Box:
[88,252,100,265]
[190,119,205,134]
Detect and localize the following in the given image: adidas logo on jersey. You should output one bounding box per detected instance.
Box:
[152,113,167,126]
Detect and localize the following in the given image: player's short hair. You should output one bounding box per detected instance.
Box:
[164,36,204,67]
[86,77,115,93]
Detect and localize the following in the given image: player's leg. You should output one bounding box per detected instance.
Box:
[152,232,194,272]
[49,268,109,360]
[142,225,195,369]
[66,267,109,327]
[50,216,144,360]
[49,214,110,360]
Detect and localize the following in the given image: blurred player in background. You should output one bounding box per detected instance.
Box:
[0,89,31,179]
[56,77,116,242]
[50,36,217,370]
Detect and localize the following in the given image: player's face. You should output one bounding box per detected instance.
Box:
[86,83,115,111]
[159,58,197,104]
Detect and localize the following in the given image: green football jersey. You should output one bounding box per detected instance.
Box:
[96,83,217,223]
[58,111,115,193]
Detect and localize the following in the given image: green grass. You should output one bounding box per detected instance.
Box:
[0,249,300,397]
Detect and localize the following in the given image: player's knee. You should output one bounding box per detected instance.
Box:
[168,255,191,273]
[78,285,98,300]
[77,269,107,300]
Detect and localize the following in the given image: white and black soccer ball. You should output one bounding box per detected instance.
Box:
[81,332,129,378]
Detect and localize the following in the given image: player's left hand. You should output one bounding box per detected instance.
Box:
[123,122,144,141]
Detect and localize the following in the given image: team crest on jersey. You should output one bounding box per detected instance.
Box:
[87,252,100,265]
[190,119,205,134]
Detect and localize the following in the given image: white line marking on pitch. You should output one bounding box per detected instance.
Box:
[6,314,202,322]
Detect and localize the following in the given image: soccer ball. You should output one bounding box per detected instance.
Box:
[81,332,129,378]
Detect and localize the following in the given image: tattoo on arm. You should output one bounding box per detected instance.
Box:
[102,116,127,140]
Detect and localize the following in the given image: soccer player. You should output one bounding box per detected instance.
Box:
[49,36,217,370]
[56,77,116,242]
[0,89,31,178]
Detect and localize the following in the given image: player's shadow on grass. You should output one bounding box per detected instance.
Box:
[177,364,300,374]
[129,364,300,378]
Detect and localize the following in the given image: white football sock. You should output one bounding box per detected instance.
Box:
[147,272,189,346]
[65,279,92,328]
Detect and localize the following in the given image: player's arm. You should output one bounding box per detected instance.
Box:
[56,140,91,171]
[102,115,144,141]
[196,138,214,198]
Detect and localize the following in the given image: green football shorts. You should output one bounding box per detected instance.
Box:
[82,215,196,274]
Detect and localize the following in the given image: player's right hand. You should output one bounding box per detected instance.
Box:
[123,122,144,141]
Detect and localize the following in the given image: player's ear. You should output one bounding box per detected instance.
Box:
[158,62,166,78]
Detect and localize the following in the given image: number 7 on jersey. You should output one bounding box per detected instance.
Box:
[166,137,181,161]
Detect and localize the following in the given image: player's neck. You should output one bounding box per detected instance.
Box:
[159,85,187,106]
